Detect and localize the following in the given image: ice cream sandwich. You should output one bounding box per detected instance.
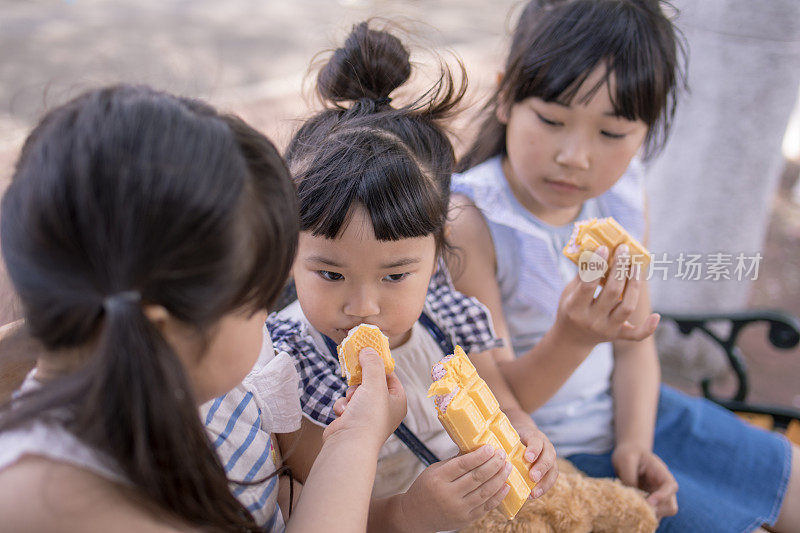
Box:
[562,216,650,284]
[337,324,395,386]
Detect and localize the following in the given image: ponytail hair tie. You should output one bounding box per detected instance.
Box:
[103,290,142,312]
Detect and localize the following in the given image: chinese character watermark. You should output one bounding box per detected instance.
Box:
[577,251,763,282]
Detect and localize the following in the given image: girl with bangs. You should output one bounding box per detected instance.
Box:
[448,1,799,531]
[204,22,559,532]
[0,85,406,532]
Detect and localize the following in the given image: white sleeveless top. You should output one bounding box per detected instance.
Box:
[370,322,460,497]
[452,156,646,456]
[0,373,126,485]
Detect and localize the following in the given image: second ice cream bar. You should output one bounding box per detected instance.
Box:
[562,216,651,284]
[427,346,535,520]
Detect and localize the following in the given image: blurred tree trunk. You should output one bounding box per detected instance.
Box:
[646,0,800,385]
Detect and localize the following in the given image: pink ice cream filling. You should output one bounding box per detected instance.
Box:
[433,386,459,413]
[431,359,450,381]
[431,355,458,412]
[565,222,584,254]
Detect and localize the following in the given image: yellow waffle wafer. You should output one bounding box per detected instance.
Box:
[562,216,650,284]
[337,324,395,386]
[428,346,535,520]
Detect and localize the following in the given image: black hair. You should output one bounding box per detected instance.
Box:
[0,85,298,531]
[459,0,687,170]
[285,21,467,256]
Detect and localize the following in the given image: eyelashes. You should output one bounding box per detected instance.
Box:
[535,112,627,139]
[316,271,410,282]
[600,129,627,139]
[535,112,562,127]
[317,270,343,281]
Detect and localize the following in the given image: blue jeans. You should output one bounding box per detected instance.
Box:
[569,385,792,533]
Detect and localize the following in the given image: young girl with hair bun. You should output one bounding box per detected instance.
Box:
[208,21,559,532]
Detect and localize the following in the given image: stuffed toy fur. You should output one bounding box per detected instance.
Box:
[462,459,658,533]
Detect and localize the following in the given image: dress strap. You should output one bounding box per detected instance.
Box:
[418,311,455,355]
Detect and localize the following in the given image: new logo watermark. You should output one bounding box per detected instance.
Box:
[578,250,608,282]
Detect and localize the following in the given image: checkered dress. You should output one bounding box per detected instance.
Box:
[268,264,502,427]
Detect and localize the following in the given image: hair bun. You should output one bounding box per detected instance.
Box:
[317,22,411,103]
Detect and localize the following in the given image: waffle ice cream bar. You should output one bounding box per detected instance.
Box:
[562,217,650,283]
[427,346,535,520]
[337,324,395,386]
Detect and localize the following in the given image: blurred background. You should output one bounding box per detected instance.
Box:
[1,0,798,408]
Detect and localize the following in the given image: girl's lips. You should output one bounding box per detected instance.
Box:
[333,325,388,345]
[544,179,583,192]
[335,325,380,337]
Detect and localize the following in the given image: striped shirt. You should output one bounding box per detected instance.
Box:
[202,342,302,531]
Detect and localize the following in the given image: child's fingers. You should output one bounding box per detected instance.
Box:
[453,449,508,492]
[332,396,349,417]
[385,372,407,424]
[385,371,404,397]
[531,459,558,499]
[618,313,660,341]
[641,454,678,505]
[647,484,679,518]
[609,269,642,323]
[649,493,679,518]
[527,440,555,485]
[467,476,511,521]
[443,445,497,482]
[463,460,512,508]
[522,438,543,465]
[357,348,388,392]
[345,386,356,402]
[594,245,630,313]
[647,478,679,507]
[569,246,607,301]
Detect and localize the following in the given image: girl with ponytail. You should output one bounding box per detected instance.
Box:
[0,85,406,532]
[205,22,558,532]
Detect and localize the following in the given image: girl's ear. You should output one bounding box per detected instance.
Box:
[144,304,187,354]
[144,304,203,368]
[143,304,171,331]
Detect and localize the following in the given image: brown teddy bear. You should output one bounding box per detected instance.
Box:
[462,459,658,533]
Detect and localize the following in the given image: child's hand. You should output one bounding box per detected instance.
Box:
[325,348,407,447]
[556,245,660,346]
[612,443,679,519]
[400,445,512,531]
[517,425,558,499]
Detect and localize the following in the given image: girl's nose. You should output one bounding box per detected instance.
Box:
[555,133,591,170]
[343,286,380,319]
